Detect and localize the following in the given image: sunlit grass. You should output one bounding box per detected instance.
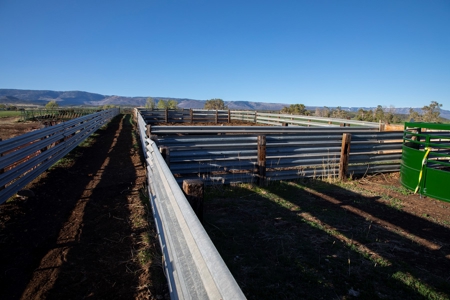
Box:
[0,111,21,118]
[392,271,449,300]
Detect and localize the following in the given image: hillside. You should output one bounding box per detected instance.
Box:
[1,89,448,119]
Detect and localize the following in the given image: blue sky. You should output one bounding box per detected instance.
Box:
[0,0,449,108]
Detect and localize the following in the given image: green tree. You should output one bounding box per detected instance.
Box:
[145,97,156,109]
[156,99,178,109]
[331,106,347,119]
[373,105,384,122]
[281,104,307,115]
[422,101,442,122]
[408,108,421,122]
[45,100,59,109]
[157,99,167,109]
[167,99,178,109]
[204,98,227,110]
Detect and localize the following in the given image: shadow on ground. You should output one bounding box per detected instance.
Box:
[0,114,166,299]
[204,178,450,299]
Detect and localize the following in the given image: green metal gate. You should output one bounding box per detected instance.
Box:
[401,122,450,202]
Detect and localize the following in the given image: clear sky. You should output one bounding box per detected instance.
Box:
[0,0,449,108]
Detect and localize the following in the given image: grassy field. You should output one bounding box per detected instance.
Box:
[204,175,450,299]
[0,111,21,118]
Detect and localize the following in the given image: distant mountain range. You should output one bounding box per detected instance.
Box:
[1,88,449,119]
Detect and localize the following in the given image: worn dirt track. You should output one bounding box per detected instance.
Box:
[0,114,167,300]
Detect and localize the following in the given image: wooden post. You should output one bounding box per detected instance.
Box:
[165,108,168,123]
[257,135,266,186]
[183,179,204,222]
[282,122,288,126]
[254,112,257,124]
[215,110,218,124]
[228,110,231,123]
[146,125,151,138]
[190,109,193,123]
[159,146,170,167]
[339,133,352,181]
[379,120,385,132]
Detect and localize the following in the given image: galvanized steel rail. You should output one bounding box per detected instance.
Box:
[137,113,245,299]
[155,131,403,185]
[137,108,382,128]
[150,126,379,135]
[0,109,119,204]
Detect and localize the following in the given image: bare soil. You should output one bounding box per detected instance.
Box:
[0,117,43,141]
[0,115,167,299]
[204,173,450,299]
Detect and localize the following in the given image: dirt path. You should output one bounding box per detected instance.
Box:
[0,114,167,299]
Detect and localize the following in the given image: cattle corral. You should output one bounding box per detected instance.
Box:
[0,111,449,299]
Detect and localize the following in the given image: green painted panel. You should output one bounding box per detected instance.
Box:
[401,146,425,170]
[423,169,450,203]
[400,165,420,191]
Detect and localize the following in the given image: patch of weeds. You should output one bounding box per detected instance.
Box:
[384,185,412,196]
[389,197,403,210]
[50,156,75,169]
[392,271,448,299]
[137,249,153,264]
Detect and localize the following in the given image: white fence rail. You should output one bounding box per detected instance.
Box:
[0,109,119,204]
[137,112,245,299]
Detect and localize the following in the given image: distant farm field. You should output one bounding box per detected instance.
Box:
[0,111,21,118]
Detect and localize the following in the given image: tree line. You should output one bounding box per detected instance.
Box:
[282,101,444,123]
[36,98,445,124]
[145,97,228,110]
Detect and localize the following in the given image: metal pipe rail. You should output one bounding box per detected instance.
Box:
[138,108,230,124]
[137,113,245,299]
[0,109,119,204]
[137,108,383,128]
[231,111,381,128]
[150,126,379,135]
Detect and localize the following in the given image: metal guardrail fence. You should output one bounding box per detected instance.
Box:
[20,108,102,121]
[137,113,245,299]
[149,126,379,135]
[231,111,381,128]
[0,108,119,204]
[154,131,403,185]
[139,108,230,124]
[138,108,382,128]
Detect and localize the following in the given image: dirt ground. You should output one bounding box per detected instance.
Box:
[0,115,167,300]
[0,117,44,141]
[1,116,450,299]
[204,173,450,299]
